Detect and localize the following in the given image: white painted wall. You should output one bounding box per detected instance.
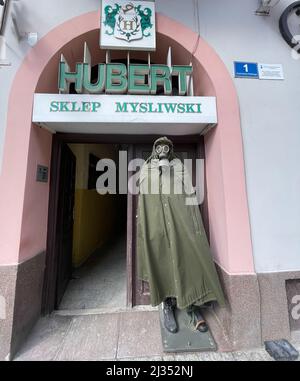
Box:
[0,0,299,273]
[197,0,300,273]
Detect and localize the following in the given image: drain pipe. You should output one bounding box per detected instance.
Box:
[0,0,12,63]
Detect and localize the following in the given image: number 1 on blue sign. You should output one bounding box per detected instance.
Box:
[234,62,259,78]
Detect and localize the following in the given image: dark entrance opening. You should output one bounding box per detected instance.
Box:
[56,143,127,311]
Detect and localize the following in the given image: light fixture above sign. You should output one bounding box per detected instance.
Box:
[100,0,156,51]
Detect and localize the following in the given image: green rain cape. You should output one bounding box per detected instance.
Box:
[136,137,226,309]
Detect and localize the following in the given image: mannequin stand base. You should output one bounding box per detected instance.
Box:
[159,305,217,353]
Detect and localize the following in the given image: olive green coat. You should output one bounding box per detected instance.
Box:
[136,138,226,310]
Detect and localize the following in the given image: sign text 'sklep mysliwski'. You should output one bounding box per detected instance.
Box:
[33,94,218,133]
[49,101,202,115]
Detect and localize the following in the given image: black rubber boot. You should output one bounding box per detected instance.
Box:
[162,297,178,334]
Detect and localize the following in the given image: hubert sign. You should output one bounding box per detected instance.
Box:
[100,0,156,51]
[59,62,193,95]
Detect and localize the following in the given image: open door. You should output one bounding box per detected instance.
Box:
[55,144,76,307]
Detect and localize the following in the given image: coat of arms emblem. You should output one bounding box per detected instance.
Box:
[103,2,153,42]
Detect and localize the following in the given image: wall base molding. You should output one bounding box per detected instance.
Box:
[213,265,300,351]
[0,252,45,361]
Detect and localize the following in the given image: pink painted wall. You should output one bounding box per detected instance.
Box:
[195,45,255,274]
[0,12,99,265]
[18,126,52,263]
[0,11,254,274]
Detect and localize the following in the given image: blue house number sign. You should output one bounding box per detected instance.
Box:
[234,62,259,78]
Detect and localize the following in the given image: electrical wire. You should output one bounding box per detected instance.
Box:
[190,0,201,64]
[0,0,11,36]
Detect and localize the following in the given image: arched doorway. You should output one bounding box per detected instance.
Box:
[0,11,258,355]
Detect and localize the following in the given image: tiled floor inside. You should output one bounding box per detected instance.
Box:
[59,231,127,310]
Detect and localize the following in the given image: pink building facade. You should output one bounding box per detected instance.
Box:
[0,0,300,360]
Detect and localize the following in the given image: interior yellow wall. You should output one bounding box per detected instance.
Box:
[69,144,118,268]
